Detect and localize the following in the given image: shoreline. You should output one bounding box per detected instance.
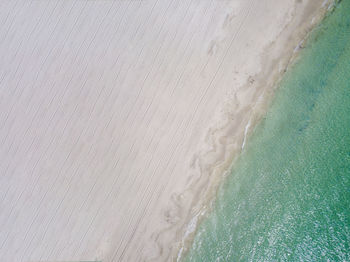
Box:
[0,1,336,261]
[166,1,336,261]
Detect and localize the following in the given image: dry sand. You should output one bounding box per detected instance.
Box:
[0,0,331,261]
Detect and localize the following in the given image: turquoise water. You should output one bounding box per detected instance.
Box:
[185,1,350,261]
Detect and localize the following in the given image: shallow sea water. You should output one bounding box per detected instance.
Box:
[184,1,350,261]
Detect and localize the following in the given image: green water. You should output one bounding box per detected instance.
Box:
[185,1,350,261]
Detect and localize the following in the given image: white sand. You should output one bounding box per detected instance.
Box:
[0,0,330,261]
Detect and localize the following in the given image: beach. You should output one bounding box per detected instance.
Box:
[185,1,350,259]
[0,0,331,261]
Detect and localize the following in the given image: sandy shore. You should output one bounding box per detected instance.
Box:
[0,0,332,261]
